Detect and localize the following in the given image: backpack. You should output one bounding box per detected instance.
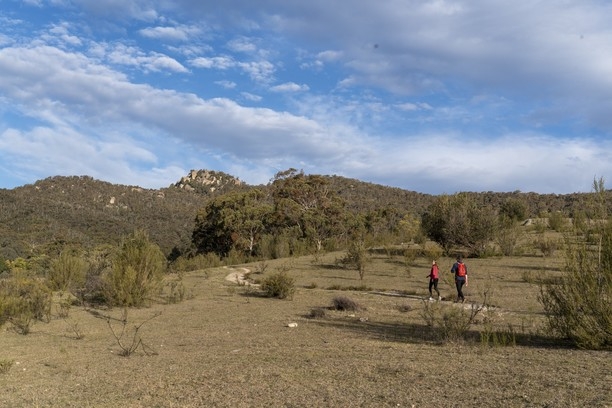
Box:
[456,262,466,277]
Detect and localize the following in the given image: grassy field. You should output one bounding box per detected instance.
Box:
[0,251,610,407]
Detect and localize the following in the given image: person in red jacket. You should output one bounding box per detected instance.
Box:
[427,260,441,301]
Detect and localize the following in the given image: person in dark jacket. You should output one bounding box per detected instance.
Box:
[450,256,468,303]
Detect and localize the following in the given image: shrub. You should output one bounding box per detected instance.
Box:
[339,239,369,280]
[170,253,220,272]
[536,237,559,257]
[420,300,484,342]
[548,211,566,232]
[106,308,159,357]
[331,296,362,311]
[540,231,612,350]
[496,225,520,256]
[47,251,87,292]
[0,277,52,334]
[260,271,295,299]
[0,359,14,374]
[422,242,443,262]
[104,230,166,307]
[396,303,412,313]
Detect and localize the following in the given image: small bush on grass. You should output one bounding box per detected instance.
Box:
[420,299,485,343]
[261,271,295,299]
[535,237,559,257]
[0,277,52,334]
[105,308,160,357]
[0,359,14,374]
[339,239,370,280]
[396,303,412,313]
[331,296,363,311]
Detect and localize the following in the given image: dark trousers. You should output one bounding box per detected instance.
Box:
[429,278,439,296]
[455,277,466,301]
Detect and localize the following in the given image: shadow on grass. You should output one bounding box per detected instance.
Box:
[503,264,562,272]
[318,264,347,270]
[309,317,575,349]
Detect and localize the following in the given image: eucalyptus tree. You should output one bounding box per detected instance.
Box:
[421,193,497,256]
[270,169,348,252]
[192,189,273,257]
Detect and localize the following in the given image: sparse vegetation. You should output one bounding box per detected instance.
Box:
[1,173,612,406]
[105,308,160,357]
[539,178,612,350]
[0,359,14,374]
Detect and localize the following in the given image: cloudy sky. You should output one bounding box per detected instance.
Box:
[1,0,611,194]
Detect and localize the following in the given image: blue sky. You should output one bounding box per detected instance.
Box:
[1,0,611,194]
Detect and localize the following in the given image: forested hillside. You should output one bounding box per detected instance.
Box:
[0,169,605,260]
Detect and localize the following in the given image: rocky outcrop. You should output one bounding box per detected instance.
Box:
[173,169,244,194]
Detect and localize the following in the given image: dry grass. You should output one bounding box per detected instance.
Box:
[0,252,610,407]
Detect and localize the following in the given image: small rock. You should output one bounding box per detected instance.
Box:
[287,322,298,328]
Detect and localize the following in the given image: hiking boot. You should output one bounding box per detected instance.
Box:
[438,296,442,301]
[428,296,434,301]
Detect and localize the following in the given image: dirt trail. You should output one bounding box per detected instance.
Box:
[223,266,257,286]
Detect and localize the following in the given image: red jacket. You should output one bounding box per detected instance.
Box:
[429,264,439,279]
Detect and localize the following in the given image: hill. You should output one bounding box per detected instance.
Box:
[0,169,603,259]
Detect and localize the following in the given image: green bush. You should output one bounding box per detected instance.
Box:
[0,277,52,334]
[47,251,87,292]
[261,271,295,299]
[104,230,166,307]
[540,230,612,350]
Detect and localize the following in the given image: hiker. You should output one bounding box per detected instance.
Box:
[451,256,468,302]
[427,260,441,301]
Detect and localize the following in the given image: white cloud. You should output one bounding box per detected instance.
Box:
[2,1,612,194]
[269,82,309,92]
[227,37,258,53]
[105,44,188,73]
[215,80,237,89]
[241,92,262,102]
[190,56,235,69]
[139,25,201,41]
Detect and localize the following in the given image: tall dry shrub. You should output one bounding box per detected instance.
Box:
[540,178,612,349]
[104,230,166,307]
[47,251,87,292]
[540,231,612,349]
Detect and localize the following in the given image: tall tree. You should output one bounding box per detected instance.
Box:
[270,169,347,252]
[192,189,272,257]
[421,193,497,256]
